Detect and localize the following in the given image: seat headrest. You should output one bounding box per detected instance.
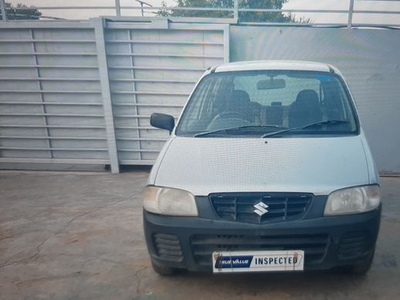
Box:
[295,89,319,106]
[231,90,251,103]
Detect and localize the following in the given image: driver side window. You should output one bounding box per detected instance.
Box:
[179,75,226,132]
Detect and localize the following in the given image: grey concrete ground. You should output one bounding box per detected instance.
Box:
[0,171,399,300]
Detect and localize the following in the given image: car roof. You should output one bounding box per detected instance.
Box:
[213,60,337,73]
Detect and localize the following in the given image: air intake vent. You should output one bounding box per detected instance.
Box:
[191,233,329,266]
[154,233,183,262]
[338,231,368,259]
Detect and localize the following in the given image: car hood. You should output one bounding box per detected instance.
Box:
[152,136,369,196]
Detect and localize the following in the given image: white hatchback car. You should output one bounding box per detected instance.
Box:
[144,61,381,276]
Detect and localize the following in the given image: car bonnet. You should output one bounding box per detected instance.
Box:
[151,136,369,196]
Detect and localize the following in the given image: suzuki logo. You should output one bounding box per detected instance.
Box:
[254,202,269,216]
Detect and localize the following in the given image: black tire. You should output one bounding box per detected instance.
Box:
[342,249,375,275]
[151,260,178,276]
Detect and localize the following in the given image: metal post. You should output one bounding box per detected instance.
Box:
[0,0,7,21]
[348,0,355,28]
[93,18,120,174]
[233,0,239,22]
[223,25,230,63]
[115,0,121,16]
[134,0,152,17]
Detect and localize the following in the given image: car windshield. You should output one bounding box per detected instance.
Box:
[176,70,358,137]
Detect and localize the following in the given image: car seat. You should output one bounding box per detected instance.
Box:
[226,90,254,122]
[289,89,322,127]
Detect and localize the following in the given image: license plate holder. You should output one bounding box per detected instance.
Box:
[212,250,304,273]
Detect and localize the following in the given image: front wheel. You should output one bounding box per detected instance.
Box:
[151,260,178,276]
[342,248,375,275]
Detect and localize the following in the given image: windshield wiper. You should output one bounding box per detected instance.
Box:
[302,120,350,129]
[262,120,350,138]
[194,125,285,138]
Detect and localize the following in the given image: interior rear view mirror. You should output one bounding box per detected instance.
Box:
[257,78,286,90]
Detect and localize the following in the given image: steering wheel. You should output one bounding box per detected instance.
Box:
[207,111,251,130]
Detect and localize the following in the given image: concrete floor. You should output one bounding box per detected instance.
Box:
[0,171,399,300]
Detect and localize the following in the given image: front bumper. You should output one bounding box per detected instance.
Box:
[143,199,381,272]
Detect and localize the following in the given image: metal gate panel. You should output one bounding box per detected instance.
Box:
[0,20,229,170]
[0,23,110,165]
[104,21,229,165]
[230,25,400,174]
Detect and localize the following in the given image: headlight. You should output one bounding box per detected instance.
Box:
[324,185,380,216]
[143,186,198,216]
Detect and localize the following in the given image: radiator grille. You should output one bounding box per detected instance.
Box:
[210,193,312,224]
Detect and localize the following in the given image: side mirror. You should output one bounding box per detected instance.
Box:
[150,113,175,133]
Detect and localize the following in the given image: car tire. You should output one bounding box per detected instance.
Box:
[151,260,178,276]
[342,248,375,275]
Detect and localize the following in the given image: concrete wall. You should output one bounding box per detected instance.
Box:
[230,26,400,174]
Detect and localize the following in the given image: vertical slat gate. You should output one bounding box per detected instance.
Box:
[0,23,110,165]
[0,20,229,170]
[105,21,229,165]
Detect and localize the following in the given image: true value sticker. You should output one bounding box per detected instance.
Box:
[212,250,304,273]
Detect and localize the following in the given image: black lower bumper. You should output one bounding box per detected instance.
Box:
[143,206,381,272]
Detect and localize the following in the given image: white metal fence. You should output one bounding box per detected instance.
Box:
[104,21,228,165]
[0,19,228,173]
[1,14,400,174]
[0,22,109,165]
